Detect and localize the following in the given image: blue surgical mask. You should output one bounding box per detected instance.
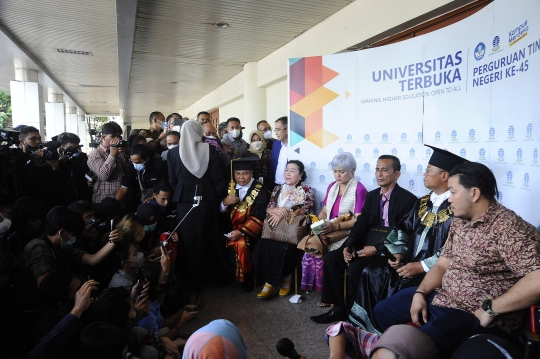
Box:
[133,163,145,171]
[144,222,157,233]
[61,235,77,248]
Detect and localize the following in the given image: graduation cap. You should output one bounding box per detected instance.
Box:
[231,156,259,171]
[425,145,469,172]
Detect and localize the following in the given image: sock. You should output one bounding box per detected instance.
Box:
[261,283,274,292]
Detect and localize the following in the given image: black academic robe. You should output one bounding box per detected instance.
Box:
[349,193,453,333]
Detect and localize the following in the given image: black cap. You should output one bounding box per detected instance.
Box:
[425,145,469,172]
[231,156,259,171]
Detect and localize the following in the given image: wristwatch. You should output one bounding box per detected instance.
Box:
[481,299,498,317]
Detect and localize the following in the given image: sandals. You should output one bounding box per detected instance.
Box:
[317,301,331,307]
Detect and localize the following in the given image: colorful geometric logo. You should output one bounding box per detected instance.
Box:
[289,56,340,148]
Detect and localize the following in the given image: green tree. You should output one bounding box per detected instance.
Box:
[0,91,12,128]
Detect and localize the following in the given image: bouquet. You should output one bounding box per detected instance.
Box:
[281,186,306,210]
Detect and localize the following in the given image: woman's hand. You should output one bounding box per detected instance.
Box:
[357,246,377,257]
[273,207,289,218]
[268,213,283,226]
[177,308,198,327]
[319,221,337,234]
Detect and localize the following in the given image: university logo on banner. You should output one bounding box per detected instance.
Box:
[474,42,486,60]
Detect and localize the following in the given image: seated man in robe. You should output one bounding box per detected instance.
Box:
[346,145,468,333]
[220,157,270,291]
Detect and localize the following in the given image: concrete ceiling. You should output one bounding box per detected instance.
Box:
[0,0,352,121]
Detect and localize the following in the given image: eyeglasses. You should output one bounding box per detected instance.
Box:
[274,128,287,133]
[424,169,445,175]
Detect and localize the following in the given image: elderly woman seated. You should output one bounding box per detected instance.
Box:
[298,152,367,307]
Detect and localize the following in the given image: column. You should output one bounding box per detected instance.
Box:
[65,106,78,135]
[243,62,266,131]
[77,111,87,148]
[10,69,44,133]
[45,92,65,140]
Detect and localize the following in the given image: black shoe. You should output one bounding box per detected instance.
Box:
[310,309,347,324]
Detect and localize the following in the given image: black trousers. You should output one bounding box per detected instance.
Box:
[320,245,377,306]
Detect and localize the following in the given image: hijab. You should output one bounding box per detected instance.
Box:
[183,319,246,359]
[248,130,266,158]
[179,121,209,178]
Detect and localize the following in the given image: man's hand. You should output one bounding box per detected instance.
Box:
[410,293,429,326]
[109,137,120,157]
[388,254,403,269]
[157,131,167,141]
[170,232,178,242]
[226,230,243,242]
[135,291,151,320]
[160,246,170,275]
[71,279,99,318]
[474,307,502,328]
[357,246,376,257]
[108,229,123,243]
[177,308,198,327]
[343,246,356,263]
[223,194,239,206]
[396,262,424,277]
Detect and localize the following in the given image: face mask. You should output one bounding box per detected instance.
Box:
[162,121,168,130]
[135,252,145,267]
[25,144,40,152]
[61,233,77,248]
[263,130,273,140]
[167,144,178,150]
[251,141,264,151]
[144,222,157,233]
[229,129,239,139]
[173,125,181,132]
[0,214,11,235]
[133,163,145,171]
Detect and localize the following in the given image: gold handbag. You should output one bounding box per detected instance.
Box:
[261,213,310,245]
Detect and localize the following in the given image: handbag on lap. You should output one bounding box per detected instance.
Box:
[261,212,310,245]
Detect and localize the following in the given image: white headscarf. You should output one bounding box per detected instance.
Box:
[179,120,209,178]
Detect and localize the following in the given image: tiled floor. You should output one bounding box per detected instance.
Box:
[180,283,332,359]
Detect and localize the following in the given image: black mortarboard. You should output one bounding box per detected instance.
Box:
[425,145,469,172]
[231,156,259,171]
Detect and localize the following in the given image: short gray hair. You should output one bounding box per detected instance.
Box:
[331,152,357,173]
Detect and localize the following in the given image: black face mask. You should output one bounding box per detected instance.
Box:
[25,144,39,153]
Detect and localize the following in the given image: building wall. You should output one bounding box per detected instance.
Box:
[182,0,455,128]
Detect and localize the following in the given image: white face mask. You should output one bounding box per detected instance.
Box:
[229,129,239,139]
[167,144,178,150]
[263,130,273,140]
[251,141,264,151]
[173,125,181,132]
[0,214,11,235]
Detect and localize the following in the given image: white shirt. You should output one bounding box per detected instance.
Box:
[275,141,288,185]
[220,178,255,212]
[420,189,451,272]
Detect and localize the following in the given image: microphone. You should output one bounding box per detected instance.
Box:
[193,184,202,207]
[276,338,300,359]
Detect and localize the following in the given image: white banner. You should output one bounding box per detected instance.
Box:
[288,0,540,226]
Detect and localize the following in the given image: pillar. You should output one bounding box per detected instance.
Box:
[243,62,266,131]
[65,106,78,135]
[45,92,65,140]
[77,111,87,148]
[10,69,44,133]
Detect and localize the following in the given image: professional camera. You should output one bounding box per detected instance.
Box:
[63,145,81,159]
[86,217,109,233]
[0,129,20,148]
[109,139,129,148]
[88,129,101,149]
[39,141,60,161]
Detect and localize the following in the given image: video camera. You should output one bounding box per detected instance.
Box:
[38,141,60,161]
[0,129,20,148]
[109,139,129,148]
[88,129,101,149]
